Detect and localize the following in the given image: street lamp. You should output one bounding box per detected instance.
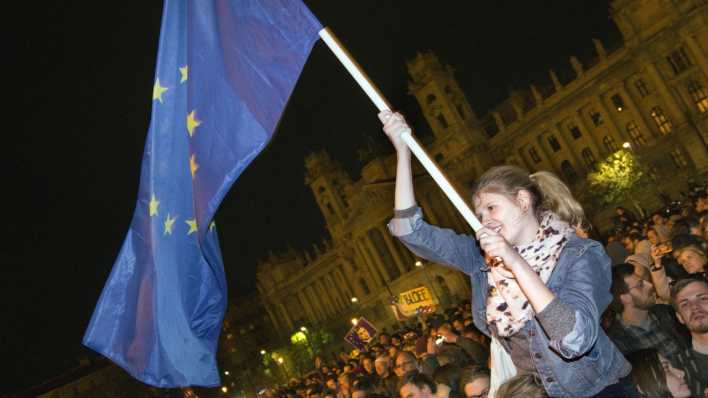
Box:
[622,142,631,149]
[260,349,266,355]
[224,371,230,376]
[351,317,358,325]
[221,386,229,393]
[415,260,423,267]
[300,326,307,332]
[350,297,358,303]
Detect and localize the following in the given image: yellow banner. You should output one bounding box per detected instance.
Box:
[397,286,436,317]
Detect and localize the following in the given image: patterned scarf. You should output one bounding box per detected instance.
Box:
[485,211,574,337]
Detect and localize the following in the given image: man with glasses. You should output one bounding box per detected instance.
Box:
[608,264,689,362]
[374,355,398,398]
[393,351,418,379]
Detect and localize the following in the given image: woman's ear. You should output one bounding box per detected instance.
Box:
[516,190,532,213]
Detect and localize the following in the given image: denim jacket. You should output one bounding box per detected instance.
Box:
[388,207,631,397]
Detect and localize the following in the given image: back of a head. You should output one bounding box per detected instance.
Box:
[458,365,490,397]
[494,374,548,398]
[472,165,585,228]
[627,349,670,398]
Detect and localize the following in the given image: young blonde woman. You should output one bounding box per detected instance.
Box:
[380,111,635,397]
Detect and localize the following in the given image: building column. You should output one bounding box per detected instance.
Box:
[319,277,339,314]
[619,84,658,141]
[551,123,584,172]
[379,225,408,276]
[277,301,294,331]
[535,133,560,174]
[356,240,384,288]
[643,60,686,124]
[682,33,708,77]
[297,290,317,324]
[595,94,631,144]
[364,235,392,282]
[337,265,356,299]
[574,110,604,158]
[314,281,334,318]
[326,273,347,311]
[306,285,324,321]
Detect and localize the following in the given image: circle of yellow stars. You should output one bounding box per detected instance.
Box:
[148,64,215,237]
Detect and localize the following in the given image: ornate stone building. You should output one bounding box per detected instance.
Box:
[257,0,708,340]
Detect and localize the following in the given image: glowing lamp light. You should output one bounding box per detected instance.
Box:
[415,260,423,267]
[351,318,358,325]
[260,349,266,355]
[300,326,307,332]
[622,142,631,149]
[350,297,358,303]
[224,371,230,376]
[277,357,284,364]
[221,386,228,393]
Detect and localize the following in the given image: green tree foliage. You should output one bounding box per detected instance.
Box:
[586,149,653,207]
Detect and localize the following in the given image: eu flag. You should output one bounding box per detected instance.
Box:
[83,0,322,388]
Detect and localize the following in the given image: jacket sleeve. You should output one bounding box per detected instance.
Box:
[387,205,483,276]
[538,241,612,359]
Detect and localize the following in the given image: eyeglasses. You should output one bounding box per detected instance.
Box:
[394,360,415,370]
[628,279,646,291]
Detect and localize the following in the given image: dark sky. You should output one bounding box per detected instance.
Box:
[3,1,620,392]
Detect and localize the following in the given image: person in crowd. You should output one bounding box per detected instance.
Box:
[652,212,672,243]
[325,374,338,391]
[614,206,638,232]
[381,111,634,397]
[374,355,398,398]
[360,354,376,378]
[494,374,548,398]
[351,375,377,398]
[624,231,653,265]
[394,351,420,380]
[673,244,707,275]
[606,233,629,266]
[399,371,437,398]
[307,384,324,398]
[626,253,652,281]
[433,364,461,398]
[436,324,489,367]
[608,264,687,361]
[627,349,692,398]
[338,372,352,398]
[379,333,391,347]
[671,277,708,397]
[458,366,489,398]
[451,317,465,334]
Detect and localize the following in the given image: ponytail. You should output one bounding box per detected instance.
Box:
[529,171,585,228]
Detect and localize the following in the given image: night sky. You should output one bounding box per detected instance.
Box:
[4,1,620,392]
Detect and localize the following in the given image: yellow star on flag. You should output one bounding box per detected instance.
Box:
[164,213,177,235]
[149,194,160,217]
[187,110,202,137]
[180,65,188,84]
[152,78,168,103]
[186,219,198,235]
[190,154,199,179]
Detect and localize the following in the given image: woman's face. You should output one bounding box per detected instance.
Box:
[659,355,691,398]
[678,248,707,274]
[463,377,490,398]
[474,191,533,246]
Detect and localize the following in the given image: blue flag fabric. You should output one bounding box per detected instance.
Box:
[83,0,322,388]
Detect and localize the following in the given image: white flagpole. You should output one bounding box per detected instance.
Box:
[318,27,484,232]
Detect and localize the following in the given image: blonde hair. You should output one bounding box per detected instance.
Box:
[494,374,548,398]
[472,165,585,228]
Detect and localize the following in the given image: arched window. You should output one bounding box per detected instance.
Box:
[688,80,708,113]
[426,94,437,104]
[560,160,578,182]
[626,121,647,146]
[359,278,370,295]
[650,106,672,135]
[581,148,596,170]
[603,135,617,153]
[437,113,449,129]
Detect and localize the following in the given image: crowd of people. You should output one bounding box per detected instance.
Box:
[260,194,707,398]
[257,111,707,398]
